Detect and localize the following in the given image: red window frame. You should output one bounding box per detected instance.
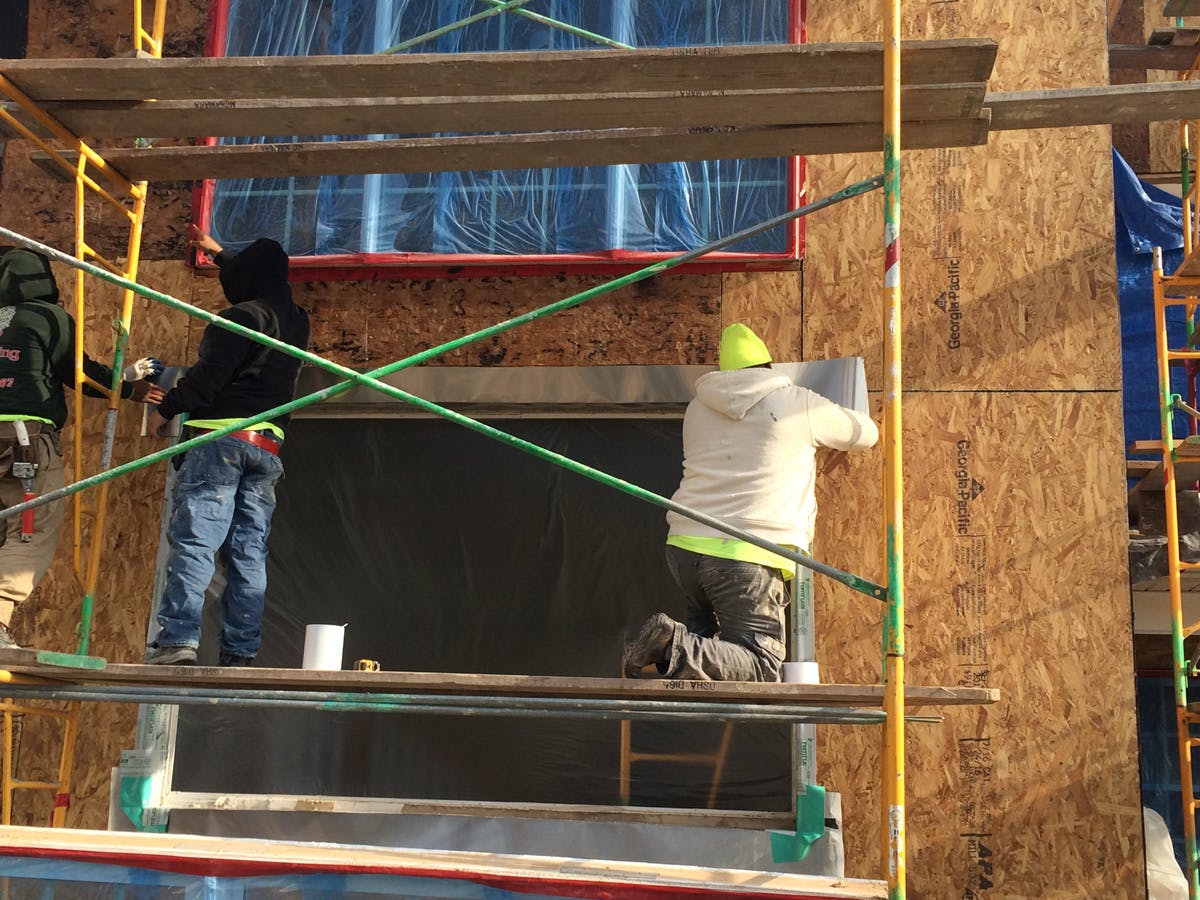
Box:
[193,0,805,281]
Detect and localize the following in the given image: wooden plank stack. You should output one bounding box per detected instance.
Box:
[0,41,997,180]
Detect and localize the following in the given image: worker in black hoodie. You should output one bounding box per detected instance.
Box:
[144,227,310,667]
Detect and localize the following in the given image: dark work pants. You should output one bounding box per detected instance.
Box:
[663,545,789,682]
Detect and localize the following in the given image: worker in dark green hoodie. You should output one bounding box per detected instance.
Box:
[0,248,164,650]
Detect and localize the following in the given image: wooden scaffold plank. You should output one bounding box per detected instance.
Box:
[985,81,1200,130]
[0,40,999,103]
[0,650,999,707]
[33,116,991,182]
[0,826,889,898]
[24,82,986,141]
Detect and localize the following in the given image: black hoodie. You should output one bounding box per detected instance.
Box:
[157,239,310,431]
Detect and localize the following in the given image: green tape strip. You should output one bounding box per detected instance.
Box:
[770,785,826,863]
[118,775,166,833]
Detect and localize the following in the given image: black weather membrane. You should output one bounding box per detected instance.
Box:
[174,417,790,811]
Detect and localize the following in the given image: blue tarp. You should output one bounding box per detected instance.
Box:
[1113,147,1187,449]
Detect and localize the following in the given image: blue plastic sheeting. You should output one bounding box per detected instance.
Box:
[0,854,603,899]
[1113,148,1186,452]
[209,0,791,258]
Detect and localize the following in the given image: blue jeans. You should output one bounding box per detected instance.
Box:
[154,436,283,659]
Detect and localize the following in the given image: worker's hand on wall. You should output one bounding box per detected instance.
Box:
[146,409,172,438]
[188,224,222,257]
[129,380,165,405]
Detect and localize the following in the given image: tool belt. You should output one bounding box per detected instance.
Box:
[0,420,50,547]
[184,425,282,457]
[178,427,282,465]
[0,420,50,475]
[227,429,282,456]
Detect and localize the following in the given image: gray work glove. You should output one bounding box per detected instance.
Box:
[123,357,164,382]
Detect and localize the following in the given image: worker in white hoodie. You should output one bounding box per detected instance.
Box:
[623,323,879,682]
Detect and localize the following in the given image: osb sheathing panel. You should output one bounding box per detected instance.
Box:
[0,0,209,260]
[1142,0,1182,177]
[1148,69,1187,175]
[804,135,1118,392]
[721,271,802,361]
[1126,0,1200,177]
[813,391,1138,896]
[804,0,1139,895]
[804,0,1119,393]
[330,273,724,369]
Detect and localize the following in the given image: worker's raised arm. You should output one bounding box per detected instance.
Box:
[806,389,879,451]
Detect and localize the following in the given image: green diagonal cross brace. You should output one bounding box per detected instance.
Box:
[0,175,887,601]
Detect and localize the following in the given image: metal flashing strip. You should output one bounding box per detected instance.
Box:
[292,360,869,419]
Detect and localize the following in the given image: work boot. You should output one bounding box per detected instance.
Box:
[622,613,676,678]
[218,652,254,668]
[0,625,21,652]
[142,644,197,666]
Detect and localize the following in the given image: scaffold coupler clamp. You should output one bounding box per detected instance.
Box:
[11,420,37,542]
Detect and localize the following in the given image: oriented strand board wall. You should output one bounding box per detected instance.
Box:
[814,393,1137,896]
[804,0,1140,896]
[299,272,739,370]
[1148,72,1185,176]
[2,2,1140,897]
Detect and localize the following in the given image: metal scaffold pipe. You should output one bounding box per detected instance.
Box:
[1155,247,1200,899]
[380,0,538,54]
[0,683,892,725]
[0,174,889,602]
[379,0,632,53]
[471,0,632,49]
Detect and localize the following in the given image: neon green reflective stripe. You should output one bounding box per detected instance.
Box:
[186,418,284,441]
[0,414,55,426]
[667,534,797,578]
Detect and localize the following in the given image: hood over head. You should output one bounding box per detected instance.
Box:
[693,368,793,421]
[219,238,290,303]
[0,249,59,306]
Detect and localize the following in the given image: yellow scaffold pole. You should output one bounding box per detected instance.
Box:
[880,0,906,895]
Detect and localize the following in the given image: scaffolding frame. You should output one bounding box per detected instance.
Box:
[0,695,76,827]
[1148,23,1200,898]
[0,1,915,894]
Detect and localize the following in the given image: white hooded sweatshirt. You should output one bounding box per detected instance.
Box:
[666,368,879,553]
